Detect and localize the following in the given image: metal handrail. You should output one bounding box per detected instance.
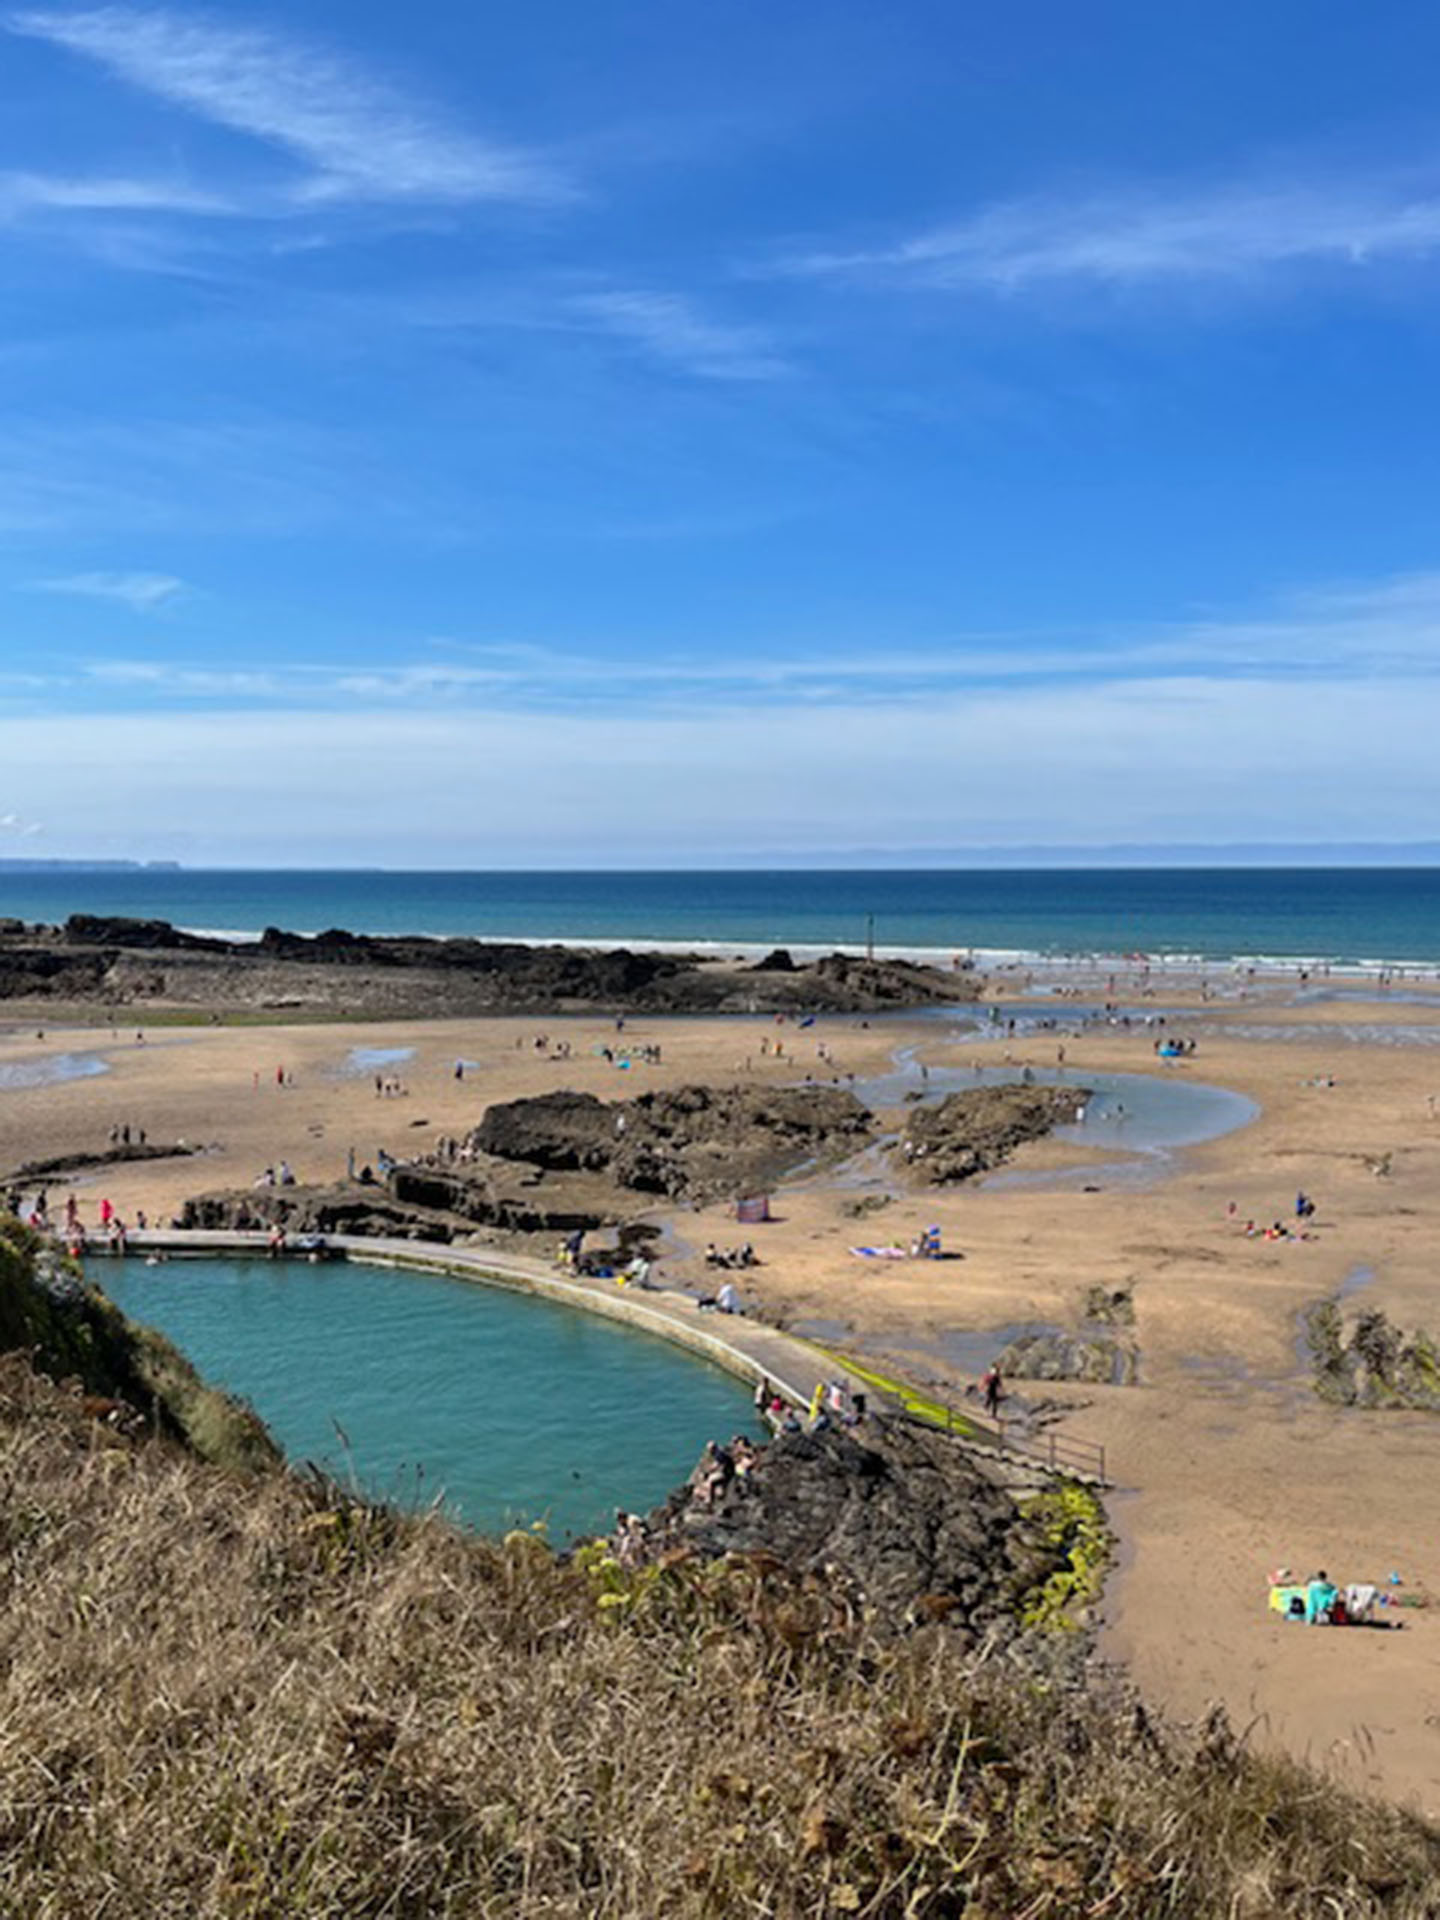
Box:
[915,1397,1107,1484]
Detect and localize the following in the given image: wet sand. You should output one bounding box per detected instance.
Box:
[4,990,1440,1811]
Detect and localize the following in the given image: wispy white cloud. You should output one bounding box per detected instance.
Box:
[7,6,573,207]
[787,173,1440,292]
[32,570,186,612]
[0,169,232,217]
[24,568,1440,714]
[573,290,791,381]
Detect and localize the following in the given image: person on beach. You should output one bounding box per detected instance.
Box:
[982,1365,1003,1419]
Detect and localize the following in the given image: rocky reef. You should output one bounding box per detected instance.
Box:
[472,1081,873,1203]
[1303,1300,1440,1410]
[182,1081,874,1242]
[615,1418,1086,1643]
[898,1083,1089,1184]
[0,917,976,1017]
[997,1328,1139,1387]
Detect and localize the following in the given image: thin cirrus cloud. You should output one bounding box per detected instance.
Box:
[0,169,232,217]
[5,6,573,208]
[41,568,1440,712]
[32,570,185,611]
[787,174,1440,292]
[572,290,791,382]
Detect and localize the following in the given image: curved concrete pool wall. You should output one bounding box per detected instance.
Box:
[93,1228,837,1418]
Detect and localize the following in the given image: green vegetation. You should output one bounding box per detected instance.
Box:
[0,1216,278,1471]
[1017,1482,1110,1630]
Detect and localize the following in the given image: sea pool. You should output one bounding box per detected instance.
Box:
[89,1255,757,1541]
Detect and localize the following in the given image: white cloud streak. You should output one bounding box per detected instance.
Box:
[32,570,185,611]
[789,175,1440,291]
[34,569,1440,708]
[573,290,791,381]
[0,169,231,216]
[7,6,572,207]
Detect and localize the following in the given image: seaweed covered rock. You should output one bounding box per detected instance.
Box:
[999,1329,1139,1387]
[1304,1300,1440,1410]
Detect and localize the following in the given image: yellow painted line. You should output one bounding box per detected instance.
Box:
[805,1344,981,1437]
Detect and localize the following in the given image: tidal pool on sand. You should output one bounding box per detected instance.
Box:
[90,1256,758,1542]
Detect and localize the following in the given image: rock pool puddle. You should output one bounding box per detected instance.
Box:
[0,1051,110,1092]
[341,1046,416,1075]
[851,1051,1256,1192]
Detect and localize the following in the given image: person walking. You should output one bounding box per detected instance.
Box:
[981,1364,1003,1419]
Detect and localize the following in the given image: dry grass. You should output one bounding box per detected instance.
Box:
[0,1357,1436,1917]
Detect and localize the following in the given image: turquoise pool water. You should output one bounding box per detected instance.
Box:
[89,1256,757,1542]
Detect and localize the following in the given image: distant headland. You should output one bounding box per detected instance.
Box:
[0,859,180,873]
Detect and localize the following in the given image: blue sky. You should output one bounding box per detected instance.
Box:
[4,1,1440,863]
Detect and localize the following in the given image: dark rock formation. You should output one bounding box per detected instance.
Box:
[898,1084,1089,1184]
[1080,1285,1135,1327]
[812,952,967,1004]
[626,1420,1066,1641]
[473,1083,873,1203]
[0,919,977,1017]
[5,1142,201,1183]
[178,1186,463,1241]
[1303,1300,1440,1410]
[998,1330,1139,1387]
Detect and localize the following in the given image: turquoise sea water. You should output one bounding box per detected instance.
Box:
[89,1256,757,1541]
[5,867,1440,966]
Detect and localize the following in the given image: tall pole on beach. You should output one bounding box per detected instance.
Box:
[866,912,875,962]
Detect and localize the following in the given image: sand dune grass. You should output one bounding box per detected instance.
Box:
[0,1357,1434,1917]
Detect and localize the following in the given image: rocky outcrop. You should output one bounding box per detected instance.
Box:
[899,1084,1089,1184]
[1303,1301,1440,1410]
[998,1330,1139,1387]
[473,1083,873,1203]
[812,953,969,1005]
[5,1142,201,1183]
[623,1420,1068,1642]
[0,919,978,1017]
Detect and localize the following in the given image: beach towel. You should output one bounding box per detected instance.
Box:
[850,1246,908,1259]
[1269,1584,1308,1620]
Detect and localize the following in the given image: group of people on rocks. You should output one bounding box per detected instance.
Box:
[106,1122,148,1148]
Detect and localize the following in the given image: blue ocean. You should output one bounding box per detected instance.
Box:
[3,867,1440,967]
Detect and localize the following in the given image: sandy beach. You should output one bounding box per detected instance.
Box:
[4,986,1440,1812]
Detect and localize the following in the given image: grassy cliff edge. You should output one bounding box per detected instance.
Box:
[0,1224,1436,1915]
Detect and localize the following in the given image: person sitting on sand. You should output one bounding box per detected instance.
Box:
[716,1280,741,1314]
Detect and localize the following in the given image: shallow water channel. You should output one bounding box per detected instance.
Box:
[90,1255,758,1542]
